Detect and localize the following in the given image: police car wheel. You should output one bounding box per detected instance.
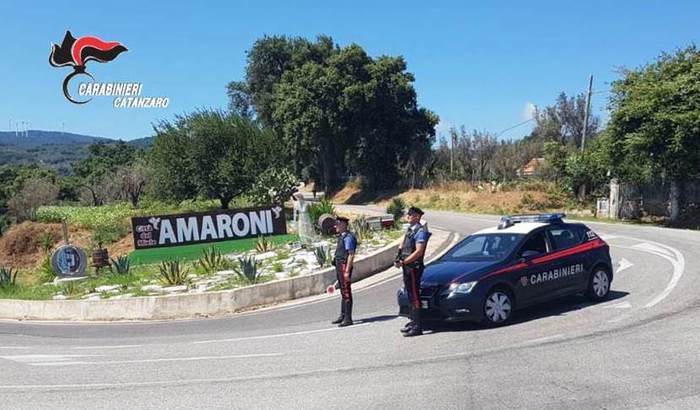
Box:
[483,289,513,325]
[587,269,611,301]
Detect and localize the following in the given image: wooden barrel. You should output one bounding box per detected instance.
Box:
[92,248,110,268]
[318,214,337,236]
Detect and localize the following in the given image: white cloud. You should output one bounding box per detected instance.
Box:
[522,102,536,121]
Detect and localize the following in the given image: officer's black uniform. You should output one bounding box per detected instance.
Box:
[333,225,357,327]
[400,213,430,336]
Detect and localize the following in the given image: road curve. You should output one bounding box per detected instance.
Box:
[1,208,699,409]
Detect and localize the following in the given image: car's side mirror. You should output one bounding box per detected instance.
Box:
[519,250,541,262]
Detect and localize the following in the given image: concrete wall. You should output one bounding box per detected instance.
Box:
[0,238,402,321]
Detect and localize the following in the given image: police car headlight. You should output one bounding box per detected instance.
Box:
[446,281,477,295]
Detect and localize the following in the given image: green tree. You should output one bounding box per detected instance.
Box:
[606,45,700,224]
[150,111,276,209]
[232,36,437,191]
[72,141,137,206]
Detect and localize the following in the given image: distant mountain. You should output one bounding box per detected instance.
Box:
[0,130,153,174]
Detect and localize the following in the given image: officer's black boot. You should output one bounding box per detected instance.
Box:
[332,298,345,324]
[401,306,415,333]
[404,308,423,337]
[338,300,353,327]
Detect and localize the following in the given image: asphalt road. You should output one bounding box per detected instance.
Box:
[1,208,699,409]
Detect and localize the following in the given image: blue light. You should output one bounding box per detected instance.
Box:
[498,213,566,229]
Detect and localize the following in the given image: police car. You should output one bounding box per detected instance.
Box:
[397,214,613,326]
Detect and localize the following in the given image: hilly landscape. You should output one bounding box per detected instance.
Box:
[0,130,152,174]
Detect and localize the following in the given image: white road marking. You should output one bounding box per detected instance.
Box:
[604,301,631,309]
[0,354,100,364]
[31,353,282,367]
[523,334,564,345]
[72,344,143,350]
[614,237,686,309]
[632,242,674,258]
[193,323,370,345]
[615,257,634,274]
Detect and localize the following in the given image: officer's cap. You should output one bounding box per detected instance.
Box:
[407,206,424,216]
[335,216,350,224]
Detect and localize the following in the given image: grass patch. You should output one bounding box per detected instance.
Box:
[129,234,299,266]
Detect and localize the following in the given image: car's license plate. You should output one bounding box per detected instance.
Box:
[421,300,429,309]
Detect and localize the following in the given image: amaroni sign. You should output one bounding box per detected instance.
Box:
[131,205,286,249]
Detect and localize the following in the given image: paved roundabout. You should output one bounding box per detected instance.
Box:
[1,207,699,409]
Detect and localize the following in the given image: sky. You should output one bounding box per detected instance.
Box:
[1,0,698,142]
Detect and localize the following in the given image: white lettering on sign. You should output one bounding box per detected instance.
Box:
[216,214,233,239]
[177,217,200,243]
[148,208,282,247]
[529,264,584,285]
[159,220,176,244]
[200,216,218,240]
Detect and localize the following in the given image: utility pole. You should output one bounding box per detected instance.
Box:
[450,130,455,176]
[578,75,593,202]
[581,75,593,152]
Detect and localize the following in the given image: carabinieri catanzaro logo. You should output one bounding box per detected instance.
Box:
[49,31,169,108]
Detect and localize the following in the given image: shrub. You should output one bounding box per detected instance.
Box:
[307,198,335,227]
[110,255,130,275]
[0,266,18,288]
[314,246,330,267]
[197,246,226,274]
[272,262,284,273]
[39,233,55,254]
[234,255,260,284]
[159,260,189,286]
[38,256,55,282]
[351,216,370,244]
[60,280,82,297]
[520,193,535,208]
[256,236,274,253]
[386,197,406,222]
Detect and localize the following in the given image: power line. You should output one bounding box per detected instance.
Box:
[495,118,535,137]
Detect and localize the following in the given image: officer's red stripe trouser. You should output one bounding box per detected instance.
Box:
[338,263,352,302]
[403,266,422,309]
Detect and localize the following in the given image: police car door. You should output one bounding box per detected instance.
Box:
[515,229,554,305]
[545,225,587,296]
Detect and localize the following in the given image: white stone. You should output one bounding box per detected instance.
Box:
[162,285,187,293]
[52,295,67,300]
[141,285,163,292]
[82,293,100,299]
[255,251,277,261]
[95,285,120,293]
[54,276,87,286]
[87,295,101,301]
[111,294,133,300]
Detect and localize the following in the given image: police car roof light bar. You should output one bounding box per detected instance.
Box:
[498,213,566,229]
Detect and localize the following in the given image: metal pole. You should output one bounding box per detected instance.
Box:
[581,75,593,152]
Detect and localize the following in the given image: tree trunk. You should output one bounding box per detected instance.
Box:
[220,196,231,210]
[669,178,682,225]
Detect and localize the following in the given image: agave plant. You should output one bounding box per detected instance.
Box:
[198,246,226,274]
[256,236,274,253]
[0,266,18,288]
[234,255,260,284]
[110,255,130,275]
[159,260,190,286]
[351,216,370,244]
[314,246,329,268]
[39,233,55,254]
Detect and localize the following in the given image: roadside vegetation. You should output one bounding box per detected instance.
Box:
[0,37,698,300]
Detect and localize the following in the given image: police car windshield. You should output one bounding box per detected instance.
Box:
[442,234,523,261]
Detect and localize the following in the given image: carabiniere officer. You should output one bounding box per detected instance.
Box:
[395,206,431,337]
[332,216,357,327]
